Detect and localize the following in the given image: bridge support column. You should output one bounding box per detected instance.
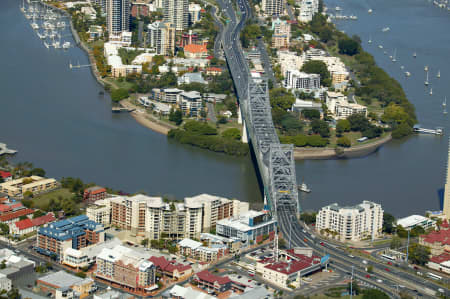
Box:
[241,119,248,144]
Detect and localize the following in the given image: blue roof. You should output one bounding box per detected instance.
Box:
[38,215,103,241]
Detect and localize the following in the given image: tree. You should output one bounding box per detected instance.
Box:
[383,213,396,234]
[390,236,402,249]
[408,244,430,265]
[392,122,413,139]
[110,88,129,102]
[141,238,149,247]
[31,168,46,177]
[301,60,331,87]
[336,119,351,135]
[338,38,360,56]
[362,289,389,299]
[168,109,183,125]
[311,119,330,137]
[300,212,316,224]
[367,265,374,273]
[337,136,351,147]
[222,128,241,140]
[0,223,9,235]
[301,109,320,120]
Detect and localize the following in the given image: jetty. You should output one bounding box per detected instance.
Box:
[0,143,17,156]
[112,107,135,113]
[413,125,443,135]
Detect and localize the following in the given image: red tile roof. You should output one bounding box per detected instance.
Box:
[206,67,223,72]
[421,229,450,246]
[195,270,231,285]
[149,256,192,274]
[184,44,207,54]
[429,252,450,264]
[0,205,12,213]
[85,186,107,195]
[31,213,55,227]
[0,209,34,222]
[441,219,449,229]
[14,218,33,230]
[0,171,11,179]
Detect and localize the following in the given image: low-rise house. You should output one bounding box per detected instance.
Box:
[88,25,103,41]
[0,208,34,225]
[37,271,95,298]
[0,176,59,198]
[0,171,12,182]
[81,6,96,20]
[192,270,232,293]
[397,215,436,231]
[149,256,193,280]
[200,233,241,254]
[256,248,323,288]
[291,99,323,116]
[178,238,202,257]
[11,213,55,236]
[205,67,223,76]
[203,93,227,103]
[83,186,107,203]
[178,73,207,85]
[419,229,450,256]
[426,252,450,274]
[184,44,208,59]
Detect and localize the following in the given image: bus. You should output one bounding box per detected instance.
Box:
[426,272,442,281]
[380,254,396,261]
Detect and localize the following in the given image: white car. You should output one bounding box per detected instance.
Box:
[377,279,383,283]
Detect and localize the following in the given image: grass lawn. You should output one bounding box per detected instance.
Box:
[31,188,75,210]
[311,295,363,299]
[104,78,135,90]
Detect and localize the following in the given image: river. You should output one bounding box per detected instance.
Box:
[0,0,449,216]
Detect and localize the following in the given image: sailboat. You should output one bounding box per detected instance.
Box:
[430,88,433,96]
[443,97,447,107]
[425,65,429,72]
[368,35,372,44]
[425,71,429,86]
[392,48,397,62]
[413,52,417,58]
[405,71,411,77]
[437,70,441,78]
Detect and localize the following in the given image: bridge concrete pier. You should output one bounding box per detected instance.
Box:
[241,120,248,143]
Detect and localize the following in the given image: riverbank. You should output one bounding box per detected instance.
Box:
[120,99,176,135]
[293,133,392,160]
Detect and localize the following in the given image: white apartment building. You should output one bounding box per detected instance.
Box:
[297,0,319,22]
[262,0,284,16]
[271,18,291,49]
[316,201,383,242]
[188,3,202,25]
[163,0,188,31]
[278,50,305,75]
[147,21,176,56]
[0,274,11,292]
[92,194,248,240]
[284,70,320,91]
[106,0,130,35]
[326,91,367,120]
[86,200,111,227]
[179,90,202,116]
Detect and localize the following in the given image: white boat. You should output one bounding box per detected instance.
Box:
[444,109,448,115]
[437,70,441,78]
[335,6,342,11]
[401,65,404,69]
[368,35,372,44]
[392,48,397,62]
[31,22,39,30]
[430,88,433,96]
[424,65,429,72]
[298,182,311,193]
[443,97,447,107]
[405,71,411,77]
[368,9,373,13]
[378,45,383,49]
[62,41,71,49]
[413,52,417,58]
[425,71,429,86]
[382,27,390,32]
[43,41,49,49]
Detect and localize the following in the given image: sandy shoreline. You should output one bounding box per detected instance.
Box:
[120,100,175,135]
[293,134,392,160]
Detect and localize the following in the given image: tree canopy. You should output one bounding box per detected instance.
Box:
[338,38,360,56]
[301,60,331,87]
